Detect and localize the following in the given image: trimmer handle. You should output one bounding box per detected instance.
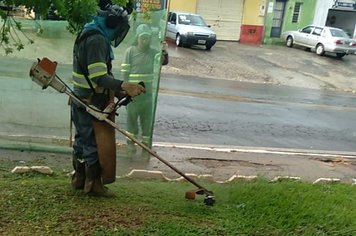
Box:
[117,81,145,107]
[138,81,145,88]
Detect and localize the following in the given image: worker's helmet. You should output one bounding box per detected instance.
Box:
[134,24,152,46]
[136,24,152,38]
[97,2,130,47]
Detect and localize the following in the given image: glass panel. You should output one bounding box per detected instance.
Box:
[0,2,168,158]
[271,0,285,37]
[312,27,323,36]
[272,19,282,27]
[178,14,207,26]
[292,2,302,23]
[301,26,313,34]
[119,6,168,149]
[271,27,281,37]
[330,29,349,38]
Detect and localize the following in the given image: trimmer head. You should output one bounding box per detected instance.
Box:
[185,189,215,206]
[204,195,215,206]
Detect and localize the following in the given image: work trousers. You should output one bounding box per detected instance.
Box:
[126,93,153,147]
[71,102,98,167]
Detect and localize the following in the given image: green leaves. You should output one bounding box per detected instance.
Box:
[62,0,97,34]
[0,0,134,54]
[0,15,32,54]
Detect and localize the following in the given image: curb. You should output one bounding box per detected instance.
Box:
[10,167,356,186]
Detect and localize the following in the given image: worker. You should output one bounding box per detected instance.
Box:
[121,23,168,156]
[71,1,145,196]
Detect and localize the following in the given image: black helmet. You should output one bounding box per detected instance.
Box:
[97,2,130,47]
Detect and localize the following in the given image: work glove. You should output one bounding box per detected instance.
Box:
[162,49,169,65]
[121,81,146,97]
[161,41,169,66]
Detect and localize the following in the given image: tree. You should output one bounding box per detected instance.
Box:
[0,0,128,54]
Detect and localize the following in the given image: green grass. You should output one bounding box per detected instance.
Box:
[1,169,356,235]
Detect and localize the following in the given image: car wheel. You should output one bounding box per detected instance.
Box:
[286,36,294,47]
[336,53,346,58]
[315,44,325,56]
[176,34,182,47]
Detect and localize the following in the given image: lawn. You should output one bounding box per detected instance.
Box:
[1,167,356,236]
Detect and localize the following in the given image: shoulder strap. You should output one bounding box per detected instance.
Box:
[74,30,102,93]
[75,29,101,46]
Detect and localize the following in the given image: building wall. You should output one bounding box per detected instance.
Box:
[327,9,356,37]
[264,0,317,44]
[197,0,244,41]
[240,0,266,44]
[168,0,197,13]
[242,0,266,25]
[313,0,356,38]
[281,0,316,31]
[313,0,333,26]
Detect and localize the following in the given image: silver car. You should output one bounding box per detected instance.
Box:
[166,11,217,50]
[281,25,356,58]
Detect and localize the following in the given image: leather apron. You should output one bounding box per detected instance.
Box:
[92,91,116,184]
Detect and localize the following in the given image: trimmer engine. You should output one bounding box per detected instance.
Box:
[29,57,66,93]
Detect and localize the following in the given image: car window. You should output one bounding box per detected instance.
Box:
[301,26,313,34]
[330,29,350,38]
[170,13,176,24]
[178,14,207,26]
[312,27,323,36]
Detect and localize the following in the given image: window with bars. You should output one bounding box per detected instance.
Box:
[292,2,302,23]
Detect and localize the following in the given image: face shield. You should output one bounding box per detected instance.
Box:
[111,17,130,48]
[97,4,131,48]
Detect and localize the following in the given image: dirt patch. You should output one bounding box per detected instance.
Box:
[161,57,271,83]
[189,157,284,171]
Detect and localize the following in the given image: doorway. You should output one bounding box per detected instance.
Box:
[270,0,286,37]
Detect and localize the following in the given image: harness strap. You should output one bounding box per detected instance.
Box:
[74,30,102,94]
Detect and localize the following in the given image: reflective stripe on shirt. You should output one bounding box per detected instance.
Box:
[72,71,97,89]
[72,62,107,88]
[128,73,154,83]
[88,62,107,79]
[121,63,130,73]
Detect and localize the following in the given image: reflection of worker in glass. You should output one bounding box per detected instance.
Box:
[121,24,168,155]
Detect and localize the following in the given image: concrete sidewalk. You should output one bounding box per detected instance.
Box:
[1,141,356,184]
[147,143,356,184]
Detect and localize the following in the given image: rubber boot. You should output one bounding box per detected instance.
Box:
[141,140,151,159]
[127,140,137,156]
[71,156,86,190]
[83,161,115,197]
[141,147,151,159]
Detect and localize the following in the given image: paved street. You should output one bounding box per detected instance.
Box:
[163,41,356,93]
[1,39,356,182]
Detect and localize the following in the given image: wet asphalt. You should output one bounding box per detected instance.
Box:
[1,41,356,182]
[155,41,356,153]
[155,74,356,152]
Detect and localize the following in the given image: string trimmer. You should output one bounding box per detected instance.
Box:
[29,57,215,206]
